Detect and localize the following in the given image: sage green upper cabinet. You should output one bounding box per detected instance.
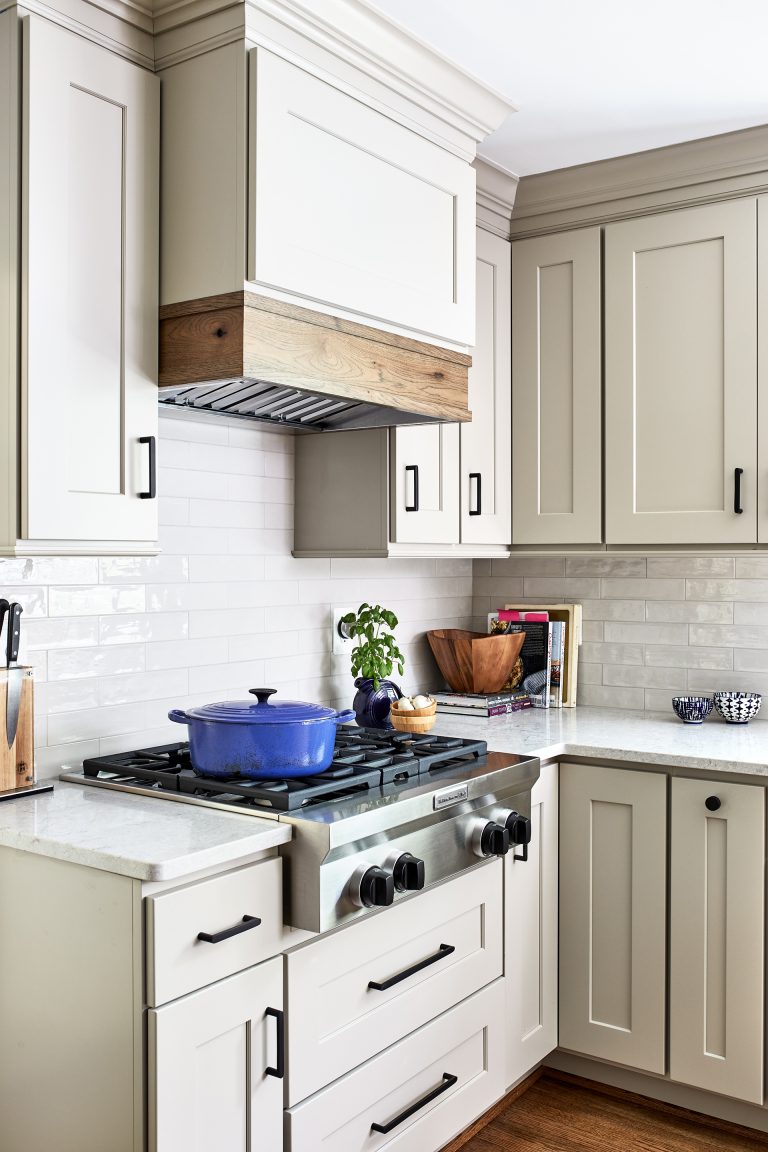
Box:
[511,228,602,545]
[605,199,757,545]
[0,11,159,555]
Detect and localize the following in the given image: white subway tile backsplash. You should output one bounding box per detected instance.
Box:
[580,642,644,665]
[49,585,144,617]
[603,665,686,690]
[690,624,768,649]
[98,670,189,706]
[189,499,266,529]
[602,579,685,600]
[99,556,189,584]
[146,638,229,671]
[578,684,645,710]
[685,579,737,600]
[735,557,768,578]
[646,557,735,578]
[48,644,146,681]
[566,556,646,577]
[645,601,733,623]
[604,622,688,645]
[644,644,733,670]
[734,603,768,624]
[734,649,768,672]
[99,611,188,645]
[581,599,645,621]
[0,587,47,615]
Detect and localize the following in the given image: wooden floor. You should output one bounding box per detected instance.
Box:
[456,1072,768,1152]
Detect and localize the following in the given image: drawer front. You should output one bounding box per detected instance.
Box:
[146,858,283,1006]
[286,861,502,1104]
[288,978,505,1152]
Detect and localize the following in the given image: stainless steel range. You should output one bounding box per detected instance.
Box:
[60,728,539,933]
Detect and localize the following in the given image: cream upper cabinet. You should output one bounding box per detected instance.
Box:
[758,196,768,542]
[0,12,159,555]
[559,763,667,1075]
[461,228,512,546]
[511,227,602,545]
[669,778,764,1105]
[391,424,461,545]
[605,199,757,545]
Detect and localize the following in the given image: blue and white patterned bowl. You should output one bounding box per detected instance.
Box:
[672,696,714,724]
[713,691,762,724]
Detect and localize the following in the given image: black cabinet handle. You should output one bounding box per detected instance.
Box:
[139,435,157,499]
[368,943,455,991]
[370,1073,458,1134]
[734,467,743,514]
[197,914,261,944]
[705,795,722,812]
[265,1007,284,1078]
[469,472,482,516]
[405,464,419,512]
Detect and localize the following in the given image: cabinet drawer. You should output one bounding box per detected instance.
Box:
[146,858,283,1006]
[288,978,505,1152]
[286,861,502,1104]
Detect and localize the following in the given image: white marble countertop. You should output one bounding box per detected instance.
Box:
[0,783,291,881]
[432,706,768,778]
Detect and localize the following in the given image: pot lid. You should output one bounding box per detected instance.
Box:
[182,688,339,725]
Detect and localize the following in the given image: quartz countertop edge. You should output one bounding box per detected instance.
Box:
[0,782,292,881]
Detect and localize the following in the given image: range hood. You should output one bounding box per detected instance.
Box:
[158,291,472,432]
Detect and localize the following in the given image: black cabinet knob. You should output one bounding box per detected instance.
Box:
[480,821,510,858]
[359,866,395,908]
[392,852,425,892]
[705,795,722,812]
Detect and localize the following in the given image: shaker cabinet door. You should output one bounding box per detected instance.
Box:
[461,228,511,546]
[390,424,460,544]
[605,198,756,545]
[23,16,159,545]
[512,227,602,545]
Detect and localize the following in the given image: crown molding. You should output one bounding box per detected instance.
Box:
[474,157,518,239]
[9,0,154,62]
[510,123,768,237]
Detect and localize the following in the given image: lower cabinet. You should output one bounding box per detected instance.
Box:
[559,763,667,1074]
[505,760,558,1086]
[148,957,284,1152]
[669,778,765,1103]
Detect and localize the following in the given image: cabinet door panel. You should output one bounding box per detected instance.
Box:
[605,199,756,544]
[559,763,666,1073]
[670,778,764,1103]
[461,229,511,546]
[390,424,460,544]
[23,16,158,543]
[148,958,283,1152]
[758,196,768,541]
[249,49,475,346]
[506,761,558,1086]
[512,227,601,544]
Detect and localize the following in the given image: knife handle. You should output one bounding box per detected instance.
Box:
[7,603,22,665]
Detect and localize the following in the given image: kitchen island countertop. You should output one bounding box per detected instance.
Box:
[0,782,291,880]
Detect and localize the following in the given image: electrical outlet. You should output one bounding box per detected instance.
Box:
[332,605,357,656]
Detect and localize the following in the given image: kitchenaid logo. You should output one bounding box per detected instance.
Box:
[434,783,469,810]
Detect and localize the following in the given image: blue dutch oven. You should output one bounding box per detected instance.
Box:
[169,688,355,779]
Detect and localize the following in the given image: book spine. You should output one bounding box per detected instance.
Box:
[498,610,549,622]
[435,700,532,716]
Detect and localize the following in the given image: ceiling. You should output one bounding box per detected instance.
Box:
[368,0,768,177]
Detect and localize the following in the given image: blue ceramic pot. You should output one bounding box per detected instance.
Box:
[352,677,402,729]
[169,688,354,779]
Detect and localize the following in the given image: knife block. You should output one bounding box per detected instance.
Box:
[0,668,35,791]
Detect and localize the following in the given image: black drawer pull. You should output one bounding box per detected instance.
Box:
[405,464,419,512]
[734,467,744,514]
[139,435,157,499]
[370,1072,458,1134]
[197,914,261,944]
[368,942,455,991]
[469,471,482,516]
[265,1007,284,1078]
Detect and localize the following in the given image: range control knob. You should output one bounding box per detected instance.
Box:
[498,809,533,861]
[469,818,510,858]
[355,866,395,909]
[392,852,426,892]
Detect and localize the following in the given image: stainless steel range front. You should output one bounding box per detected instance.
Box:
[60,729,539,932]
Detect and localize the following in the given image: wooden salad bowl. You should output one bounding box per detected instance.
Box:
[426,628,526,695]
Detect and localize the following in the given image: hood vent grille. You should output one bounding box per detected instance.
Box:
[158,291,471,432]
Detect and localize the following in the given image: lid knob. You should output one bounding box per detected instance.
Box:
[249,688,277,705]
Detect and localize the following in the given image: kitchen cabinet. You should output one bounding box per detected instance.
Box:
[505,761,558,1086]
[0,11,159,555]
[293,225,513,557]
[605,198,757,545]
[669,778,764,1104]
[511,227,602,545]
[148,957,284,1152]
[559,763,667,1074]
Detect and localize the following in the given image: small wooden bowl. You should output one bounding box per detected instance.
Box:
[389,697,437,734]
[426,628,526,694]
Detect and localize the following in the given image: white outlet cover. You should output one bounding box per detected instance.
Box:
[332,605,358,656]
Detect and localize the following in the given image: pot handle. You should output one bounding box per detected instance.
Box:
[168,709,190,725]
[334,709,355,725]
[249,688,277,705]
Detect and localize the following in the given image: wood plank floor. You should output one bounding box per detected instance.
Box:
[457,1073,768,1151]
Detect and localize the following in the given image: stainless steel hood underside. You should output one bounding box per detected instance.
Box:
[158,290,471,432]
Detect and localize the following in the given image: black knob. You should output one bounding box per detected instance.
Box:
[505,811,532,846]
[249,688,277,704]
[705,795,721,812]
[392,852,425,892]
[359,866,395,908]
[480,822,510,857]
